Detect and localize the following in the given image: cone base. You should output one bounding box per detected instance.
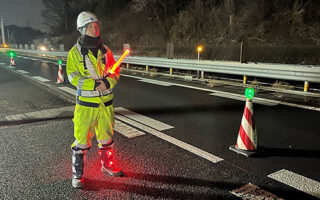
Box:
[229,145,257,157]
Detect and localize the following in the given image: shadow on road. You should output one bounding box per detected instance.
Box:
[78,171,310,200]
[255,146,320,158]
[82,172,239,199]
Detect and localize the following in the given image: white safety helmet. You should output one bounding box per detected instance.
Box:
[77,11,99,35]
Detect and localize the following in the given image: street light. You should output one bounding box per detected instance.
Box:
[39,46,47,51]
[197,45,203,61]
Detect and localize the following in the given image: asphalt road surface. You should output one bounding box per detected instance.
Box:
[0,52,319,199]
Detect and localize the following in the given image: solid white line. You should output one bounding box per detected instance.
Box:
[58,86,77,96]
[6,65,15,69]
[0,62,6,65]
[115,114,223,163]
[32,76,50,82]
[114,119,145,138]
[209,93,279,106]
[138,78,173,86]
[17,70,29,74]
[120,74,141,79]
[230,183,284,200]
[115,107,174,131]
[268,169,320,198]
[5,106,74,121]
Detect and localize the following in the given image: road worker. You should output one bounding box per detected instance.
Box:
[67,11,123,189]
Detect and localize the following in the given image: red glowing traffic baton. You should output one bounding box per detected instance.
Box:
[109,48,131,74]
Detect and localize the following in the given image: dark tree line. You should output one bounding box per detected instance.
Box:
[41,0,320,47]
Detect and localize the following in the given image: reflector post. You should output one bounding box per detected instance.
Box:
[245,88,255,99]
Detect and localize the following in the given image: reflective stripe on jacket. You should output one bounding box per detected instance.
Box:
[66,43,119,104]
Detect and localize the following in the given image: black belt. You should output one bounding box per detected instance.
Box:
[76,98,113,108]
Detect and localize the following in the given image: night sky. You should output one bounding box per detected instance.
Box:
[0,0,46,32]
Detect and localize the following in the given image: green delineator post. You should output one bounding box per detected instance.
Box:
[58,60,62,65]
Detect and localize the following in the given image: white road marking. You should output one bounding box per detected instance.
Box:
[42,60,51,63]
[122,74,319,111]
[5,106,74,121]
[114,119,145,138]
[268,169,320,198]
[138,78,173,86]
[230,183,284,200]
[115,107,174,131]
[209,93,279,106]
[58,86,77,95]
[17,70,29,74]
[121,74,140,79]
[6,65,15,69]
[32,76,50,82]
[115,114,223,163]
[0,62,6,65]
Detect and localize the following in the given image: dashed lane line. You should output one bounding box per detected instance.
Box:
[268,169,320,198]
[16,70,29,74]
[32,76,50,82]
[114,119,146,138]
[115,107,174,131]
[230,183,284,200]
[115,113,224,163]
[58,86,77,96]
[6,65,15,69]
[121,74,320,112]
[5,106,74,121]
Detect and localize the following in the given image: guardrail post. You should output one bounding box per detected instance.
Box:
[59,44,64,51]
[146,65,149,72]
[166,43,174,59]
[24,44,28,49]
[126,63,129,69]
[240,40,248,63]
[19,44,22,49]
[243,75,247,84]
[31,44,35,50]
[304,81,309,92]
[170,68,173,75]
[123,43,130,52]
[201,71,204,79]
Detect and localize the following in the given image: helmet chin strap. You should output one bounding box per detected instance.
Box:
[78,25,88,35]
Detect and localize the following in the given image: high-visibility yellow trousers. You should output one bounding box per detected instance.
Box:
[71,103,114,150]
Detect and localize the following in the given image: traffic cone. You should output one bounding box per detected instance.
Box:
[56,64,64,84]
[10,56,15,66]
[229,99,258,157]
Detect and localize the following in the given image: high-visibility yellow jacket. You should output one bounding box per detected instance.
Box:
[66,44,120,104]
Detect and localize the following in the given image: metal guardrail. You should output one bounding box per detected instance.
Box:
[3,48,320,84]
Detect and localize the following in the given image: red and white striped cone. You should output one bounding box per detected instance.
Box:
[229,99,258,157]
[56,64,64,84]
[10,56,15,66]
